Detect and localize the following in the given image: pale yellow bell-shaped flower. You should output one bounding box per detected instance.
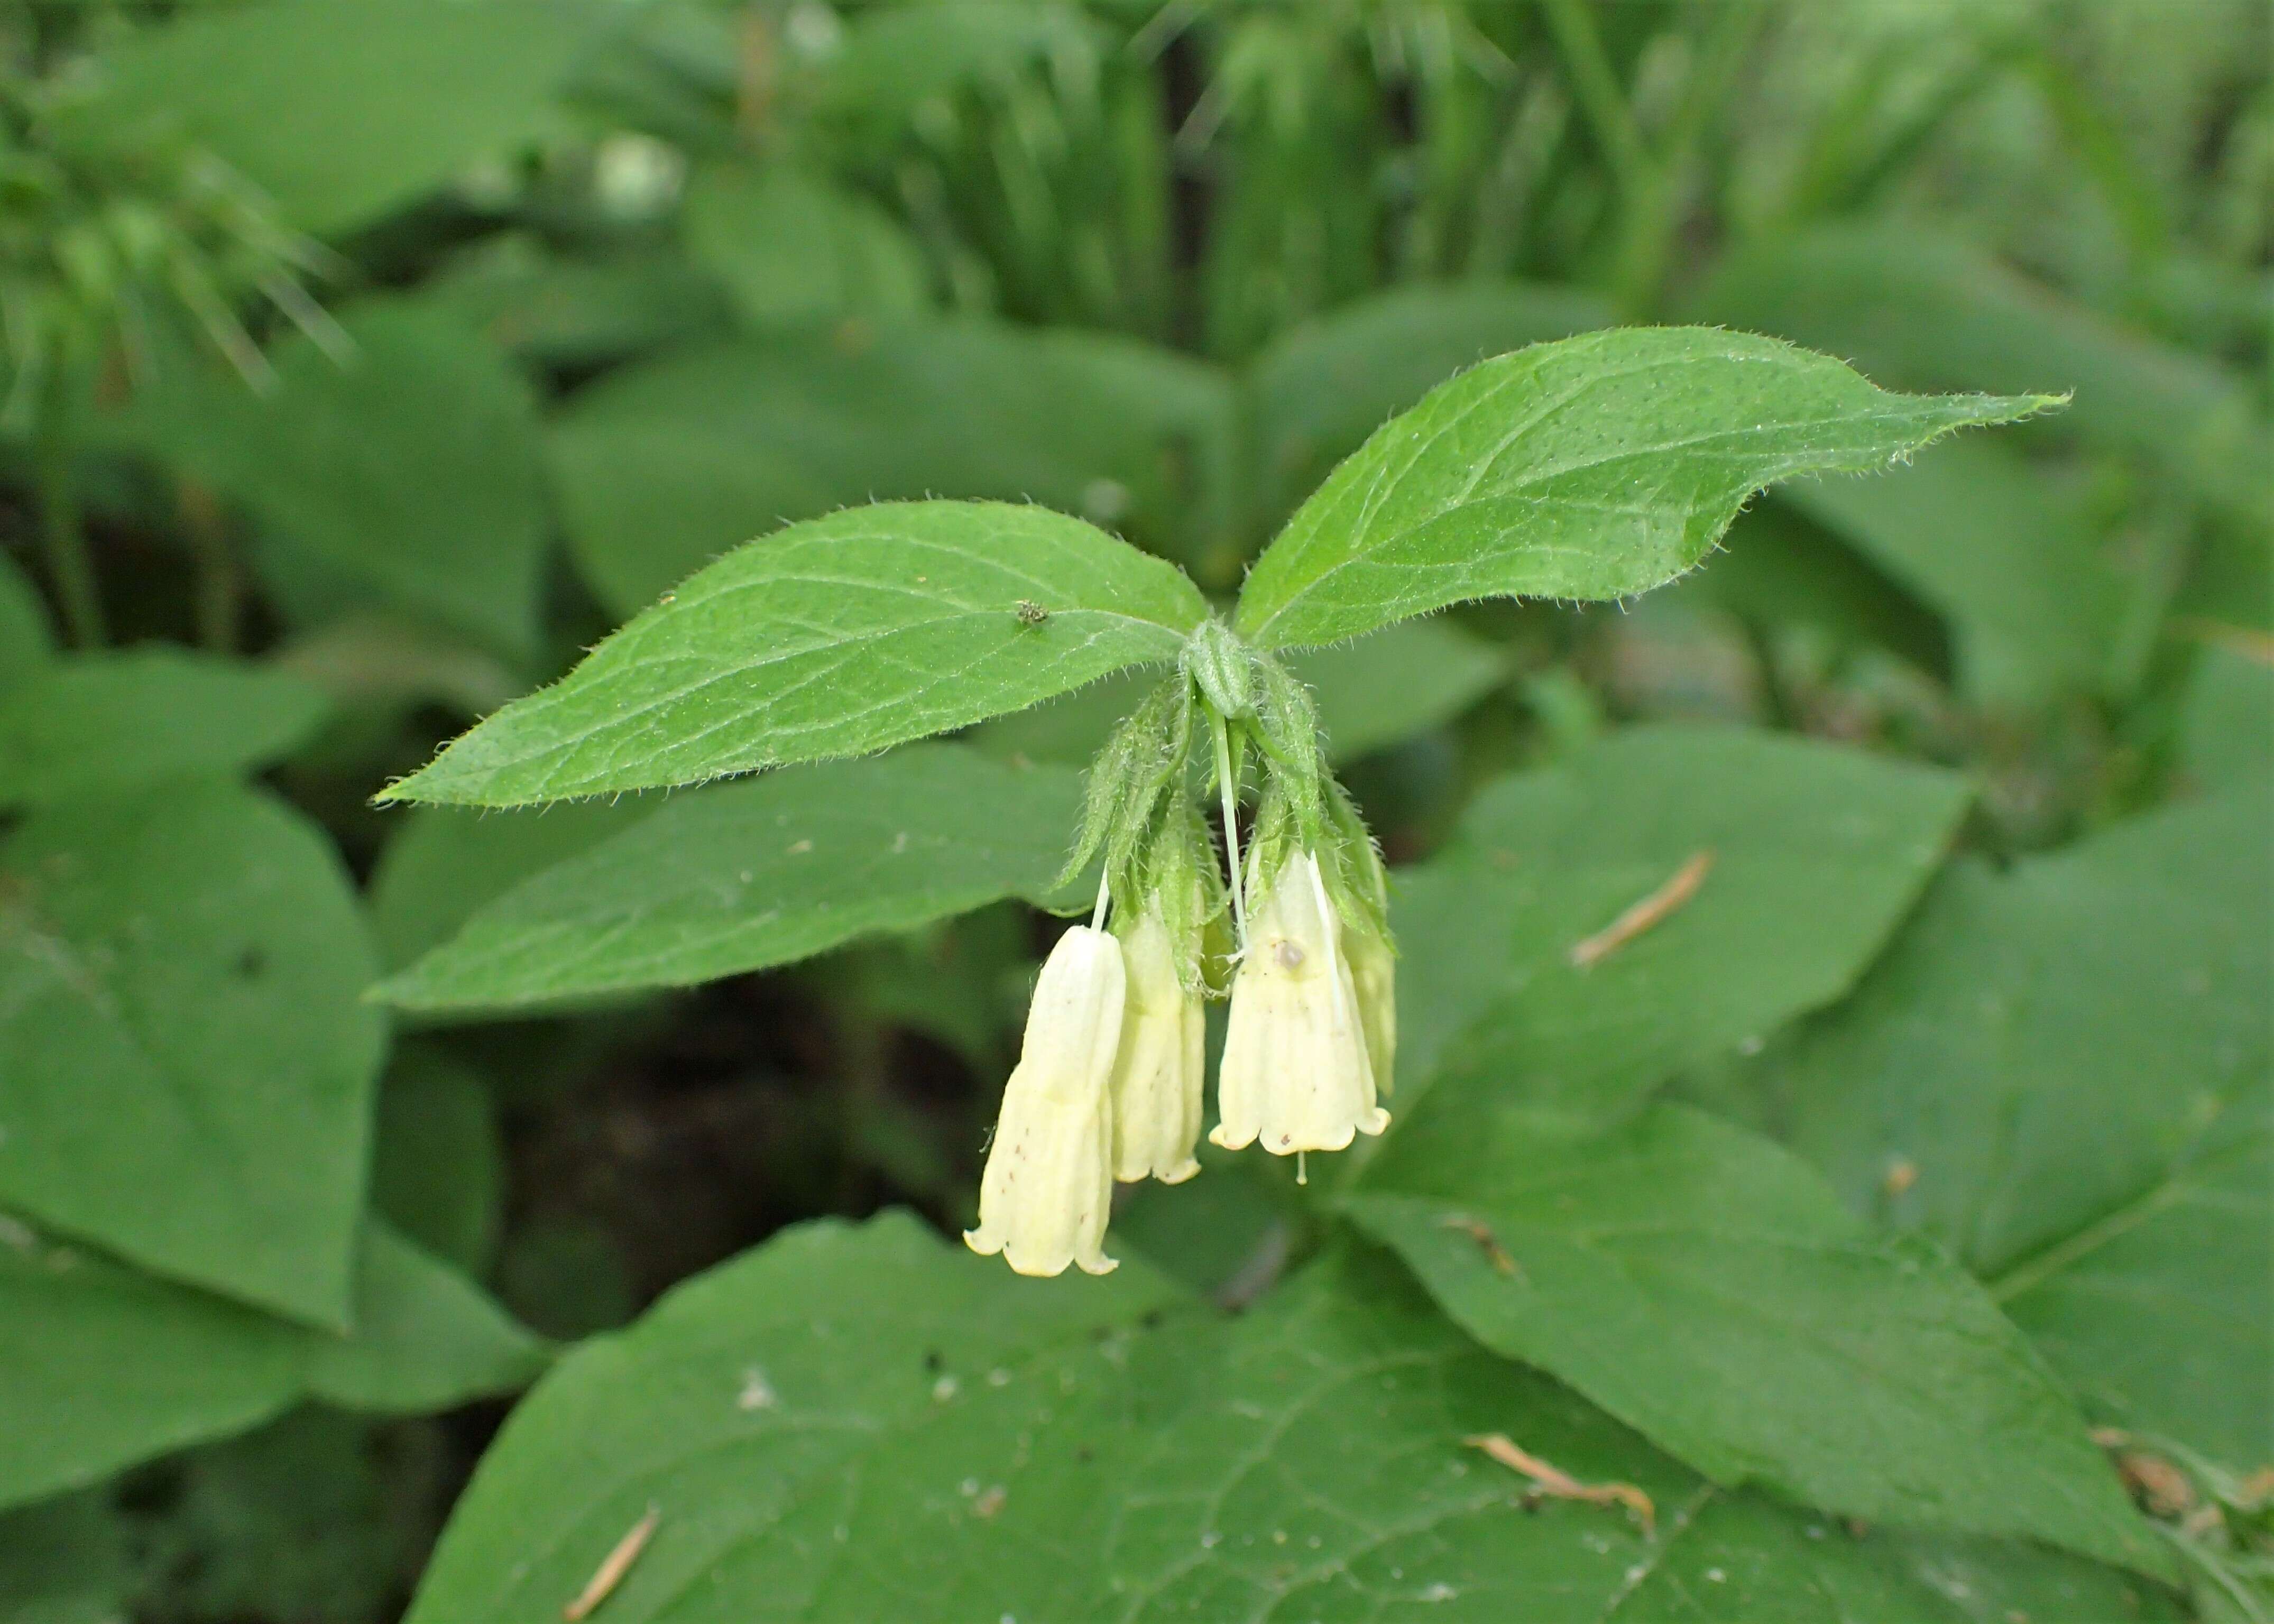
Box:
[964,926,1124,1277]
[1343,916,1396,1097]
[1108,907,1204,1184]
[1211,852,1389,1156]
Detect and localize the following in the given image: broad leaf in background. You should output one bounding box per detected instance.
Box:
[549,321,1231,616]
[102,302,553,657]
[1702,224,2273,531]
[1761,786,2272,1465]
[302,1226,548,1414]
[0,556,51,691]
[1783,438,2129,707]
[970,619,1508,768]
[1246,281,1612,532]
[0,650,328,806]
[683,163,932,329]
[0,1233,298,1516]
[1614,1489,2181,1624]
[384,504,1207,806]
[0,1492,129,1624]
[2000,1082,2270,1475]
[84,0,587,235]
[1348,1105,2167,1579]
[1233,327,2053,650]
[407,1212,1184,1622]
[370,1047,503,1276]
[1296,619,1511,761]
[0,1216,544,1513]
[1678,501,1951,678]
[0,782,383,1326]
[407,1215,2174,1622]
[367,799,657,974]
[376,746,1084,1012]
[1382,726,1971,1131]
[2178,642,2273,792]
[420,236,735,374]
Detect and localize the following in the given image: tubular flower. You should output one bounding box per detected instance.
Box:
[1107,905,1205,1184]
[1211,852,1390,1157]
[1342,915,1396,1097]
[964,926,1125,1277]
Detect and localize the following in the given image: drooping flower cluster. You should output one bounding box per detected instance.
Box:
[965,623,1397,1277]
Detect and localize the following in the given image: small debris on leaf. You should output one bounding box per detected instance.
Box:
[1569,851,1714,968]
[2113,1450,2195,1517]
[563,1503,659,1621]
[1462,1434,1654,1536]
[1438,1214,1521,1279]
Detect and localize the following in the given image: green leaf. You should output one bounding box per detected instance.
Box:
[0,781,384,1327]
[0,1226,294,1515]
[407,1211,1184,1621]
[303,1226,550,1414]
[383,504,1205,807]
[86,0,587,235]
[0,553,52,693]
[1701,224,2273,529]
[683,163,932,329]
[370,1046,502,1275]
[1233,327,2053,650]
[1383,726,1972,1132]
[368,799,657,974]
[0,650,329,807]
[105,1408,440,1624]
[1348,1105,2170,1580]
[0,1492,131,1624]
[2178,643,2274,793]
[1996,1082,2270,1475]
[1677,501,1949,676]
[374,745,1085,1012]
[1612,1489,2182,1623]
[418,239,734,374]
[1763,787,2273,1465]
[1246,280,1613,531]
[549,322,1231,619]
[0,1216,545,1512]
[101,301,553,657]
[1781,438,2129,707]
[407,1214,2171,1621]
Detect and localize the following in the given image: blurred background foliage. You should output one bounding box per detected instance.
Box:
[0,0,2265,1617]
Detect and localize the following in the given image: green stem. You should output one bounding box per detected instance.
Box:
[1613,0,1764,318]
[1538,0,1652,200]
[33,385,103,649]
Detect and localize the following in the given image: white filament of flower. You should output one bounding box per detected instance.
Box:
[1211,709,1248,957]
